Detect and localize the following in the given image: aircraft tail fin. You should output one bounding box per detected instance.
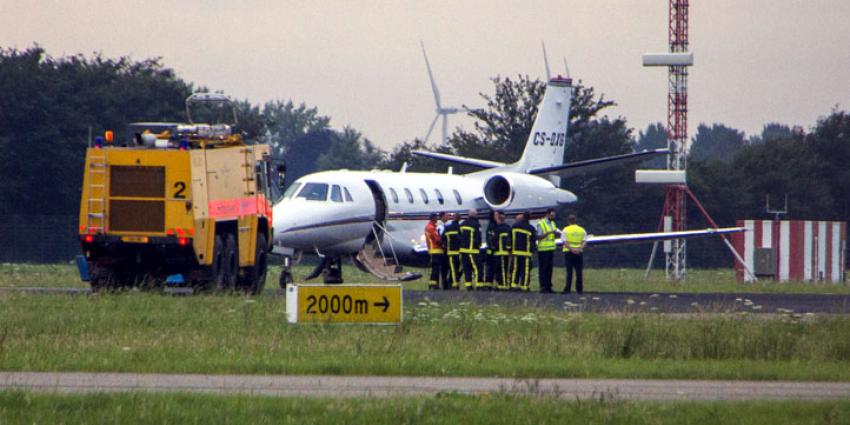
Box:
[512,77,574,182]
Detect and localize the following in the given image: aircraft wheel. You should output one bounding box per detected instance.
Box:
[322,257,344,284]
[279,268,293,289]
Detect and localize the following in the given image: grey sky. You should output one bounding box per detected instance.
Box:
[3,1,849,149]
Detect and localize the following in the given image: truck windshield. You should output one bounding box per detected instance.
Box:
[297,183,329,201]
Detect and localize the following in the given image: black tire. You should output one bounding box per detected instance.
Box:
[89,266,111,293]
[222,233,239,291]
[243,234,268,295]
[211,235,226,292]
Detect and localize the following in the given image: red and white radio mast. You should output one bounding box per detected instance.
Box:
[640,1,754,280]
[641,0,692,279]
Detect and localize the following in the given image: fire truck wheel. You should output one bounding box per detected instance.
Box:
[223,233,239,291]
[211,235,226,292]
[90,267,112,292]
[243,234,268,295]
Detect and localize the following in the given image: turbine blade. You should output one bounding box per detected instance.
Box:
[542,41,551,80]
[420,40,442,108]
[424,113,439,142]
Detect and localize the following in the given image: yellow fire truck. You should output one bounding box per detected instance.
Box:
[77,94,283,293]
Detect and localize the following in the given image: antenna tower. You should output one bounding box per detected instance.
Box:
[641,1,757,281]
[665,0,690,279]
[642,0,691,279]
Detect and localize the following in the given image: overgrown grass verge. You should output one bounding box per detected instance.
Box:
[1,391,849,424]
[1,292,849,380]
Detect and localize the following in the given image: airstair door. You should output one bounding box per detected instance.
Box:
[354,180,420,281]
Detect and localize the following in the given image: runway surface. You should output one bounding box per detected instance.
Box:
[406,290,850,314]
[3,286,850,314]
[3,372,849,401]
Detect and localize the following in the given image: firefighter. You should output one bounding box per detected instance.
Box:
[536,208,560,293]
[510,212,537,291]
[484,211,497,288]
[442,213,462,289]
[459,209,484,290]
[562,214,587,294]
[486,210,512,290]
[437,212,450,289]
[425,213,444,290]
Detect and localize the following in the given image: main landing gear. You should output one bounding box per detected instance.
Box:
[304,257,344,284]
[279,255,344,287]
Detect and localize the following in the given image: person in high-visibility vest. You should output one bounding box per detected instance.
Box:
[536,208,561,293]
[459,209,484,290]
[442,213,462,289]
[485,210,512,290]
[562,214,587,294]
[425,213,444,290]
[510,212,537,291]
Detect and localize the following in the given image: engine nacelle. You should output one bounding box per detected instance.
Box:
[482,172,576,210]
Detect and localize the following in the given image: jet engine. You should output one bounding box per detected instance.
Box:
[482,172,577,210]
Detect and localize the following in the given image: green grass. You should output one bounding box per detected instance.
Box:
[1,391,849,424]
[1,292,849,380]
[2,262,848,294]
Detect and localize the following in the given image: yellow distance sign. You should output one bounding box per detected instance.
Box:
[286,284,402,324]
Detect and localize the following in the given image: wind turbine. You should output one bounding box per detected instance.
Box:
[421,41,460,145]
[542,41,552,80]
[541,41,572,80]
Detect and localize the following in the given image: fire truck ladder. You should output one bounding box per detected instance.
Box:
[86,151,108,233]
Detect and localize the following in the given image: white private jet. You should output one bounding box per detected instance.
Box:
[272,77,743,284]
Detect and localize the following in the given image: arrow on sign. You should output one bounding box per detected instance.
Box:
[374,296,390,312]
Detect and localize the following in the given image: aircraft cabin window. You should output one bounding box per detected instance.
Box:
[330,185,343,202]
[404,188,414,204]
[343,187,353,202]
[453,189,462,205]
[389,188,399,203]
[297,183,329,201]
[434,189,444,205]
[419,188,429,204]
[283,182,302,199]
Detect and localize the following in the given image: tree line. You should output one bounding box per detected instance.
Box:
[1,46,847,267]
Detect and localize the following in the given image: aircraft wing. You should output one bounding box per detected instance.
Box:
[412,150,507,169]
[583,227,745,247]
[529,149,670,178]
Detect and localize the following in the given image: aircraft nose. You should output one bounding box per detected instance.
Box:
[273,200,300,244]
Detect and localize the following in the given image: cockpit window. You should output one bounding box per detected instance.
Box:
[434,189,444,205]
[330,185,343,202]
[404,188,414,204]
[297,183,329,201]
[283,182,302,199]
[389,188,399,203]
[453,189,462,205]
[419,188,429,204]
[343,187,353,202]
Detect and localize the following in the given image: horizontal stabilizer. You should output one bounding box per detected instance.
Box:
[412,150,506,169]
[585,227,745,247]
[529,149,669,178]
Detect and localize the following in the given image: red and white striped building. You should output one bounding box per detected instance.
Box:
[732,220,846,283]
